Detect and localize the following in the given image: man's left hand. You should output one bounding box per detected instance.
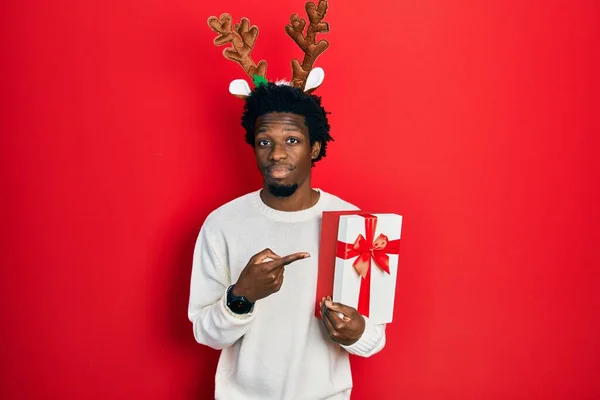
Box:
[319,296,365,346]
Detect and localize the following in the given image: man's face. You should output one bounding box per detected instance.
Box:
[254,112,321,197]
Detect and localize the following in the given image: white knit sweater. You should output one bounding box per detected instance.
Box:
[187,189,386,400]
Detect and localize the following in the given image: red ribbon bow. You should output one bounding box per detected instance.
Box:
[335,214,400,316]
[336,215,400,278]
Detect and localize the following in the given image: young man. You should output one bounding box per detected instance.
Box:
[187,83,386,399]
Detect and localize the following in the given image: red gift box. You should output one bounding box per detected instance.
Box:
[315,211,403,324]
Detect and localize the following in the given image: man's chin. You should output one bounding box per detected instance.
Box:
[267,183,298,198]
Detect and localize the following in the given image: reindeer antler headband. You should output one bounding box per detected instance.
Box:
[207,0,330,98]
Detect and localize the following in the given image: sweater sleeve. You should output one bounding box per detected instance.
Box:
[341,316,386,357]
[187,225,256,350]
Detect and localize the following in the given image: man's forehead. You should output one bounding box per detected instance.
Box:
[256,112,307,127]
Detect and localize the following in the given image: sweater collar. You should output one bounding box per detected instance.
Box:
[250,188,330,223]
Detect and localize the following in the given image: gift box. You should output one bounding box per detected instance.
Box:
[315,211,403,324]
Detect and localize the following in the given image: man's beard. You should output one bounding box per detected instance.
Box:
[267,183,298,197]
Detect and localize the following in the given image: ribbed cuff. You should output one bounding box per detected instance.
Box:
[341,316,385,356]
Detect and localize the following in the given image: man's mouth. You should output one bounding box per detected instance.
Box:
[266,165,293,179]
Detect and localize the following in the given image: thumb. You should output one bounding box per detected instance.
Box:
[324,299,352,321]
[254,248,281,263]
[325,299,353,314]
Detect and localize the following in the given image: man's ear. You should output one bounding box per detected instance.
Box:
[311,141,322,159]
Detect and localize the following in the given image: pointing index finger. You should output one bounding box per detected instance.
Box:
[267,252,310,270]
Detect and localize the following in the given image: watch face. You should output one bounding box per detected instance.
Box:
[229,299,251,313]
[227,285,252,314]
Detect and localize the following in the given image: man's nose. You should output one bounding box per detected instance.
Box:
[269,143,287,161]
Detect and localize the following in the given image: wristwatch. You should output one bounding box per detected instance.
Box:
[226,285,254,314]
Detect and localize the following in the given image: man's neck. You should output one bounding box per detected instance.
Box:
[260,181,320,212]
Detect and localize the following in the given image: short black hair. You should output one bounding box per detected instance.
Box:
[241,83,333,163]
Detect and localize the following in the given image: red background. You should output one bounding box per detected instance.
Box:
[1,0,599,399]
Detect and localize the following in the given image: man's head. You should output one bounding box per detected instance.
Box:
[241,83,334,197]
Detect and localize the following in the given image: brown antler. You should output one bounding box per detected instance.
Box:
[285,0,330,90]
[208,13,268,79]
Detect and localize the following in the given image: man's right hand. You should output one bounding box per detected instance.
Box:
[232,248,310,303]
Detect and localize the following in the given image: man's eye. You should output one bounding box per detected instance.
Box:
[258,139,270,147]
[287,138,299,144]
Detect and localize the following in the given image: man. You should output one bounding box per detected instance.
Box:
[187,82,386,400]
